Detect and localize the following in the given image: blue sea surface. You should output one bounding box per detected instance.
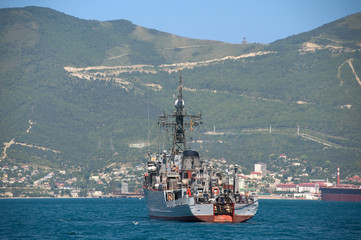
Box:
[0,198,360,239]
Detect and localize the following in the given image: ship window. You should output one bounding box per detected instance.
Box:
[166,192,172,201]
[174,190,182,200]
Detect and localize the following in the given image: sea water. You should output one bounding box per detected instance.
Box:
[0,198,360,239]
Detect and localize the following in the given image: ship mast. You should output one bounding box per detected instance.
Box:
[172,71,186,154]
[158,71,202,155]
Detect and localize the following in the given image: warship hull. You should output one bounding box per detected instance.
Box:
[144,188,258,223]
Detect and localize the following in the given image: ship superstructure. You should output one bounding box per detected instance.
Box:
[143,72,258,223]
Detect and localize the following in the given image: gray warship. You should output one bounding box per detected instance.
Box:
[143,72,258,223]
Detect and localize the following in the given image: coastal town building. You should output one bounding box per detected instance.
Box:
[121,182,129,193]
[250,172,262,180]
[275,184,297,192]
[298,183,319,193]
[237,174,248,191]
[254,163,267,177]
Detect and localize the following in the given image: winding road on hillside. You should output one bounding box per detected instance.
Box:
[205,127,361,152]
[1,120,61,161]
[338,58,361,87]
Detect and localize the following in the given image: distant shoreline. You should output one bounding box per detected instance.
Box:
[257,195,319,200]
[1,195,318,200]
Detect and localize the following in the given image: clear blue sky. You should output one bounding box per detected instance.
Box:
[1,0,361,44]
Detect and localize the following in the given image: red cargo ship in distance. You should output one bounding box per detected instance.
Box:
[320,166,361,202]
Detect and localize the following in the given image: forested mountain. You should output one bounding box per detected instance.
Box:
[1,7,360,176]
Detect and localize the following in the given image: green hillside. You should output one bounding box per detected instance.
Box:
[1,7,360,177]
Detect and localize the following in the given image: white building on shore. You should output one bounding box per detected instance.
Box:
[254,163,267,177]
